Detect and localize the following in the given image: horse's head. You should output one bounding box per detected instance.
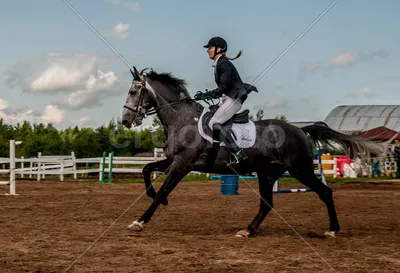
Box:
[122,66,192,129]
[122,66,156,128]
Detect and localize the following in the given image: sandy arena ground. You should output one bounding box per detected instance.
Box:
[0,179,399,273]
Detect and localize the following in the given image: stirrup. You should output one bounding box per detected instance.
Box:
[227,150,248,166]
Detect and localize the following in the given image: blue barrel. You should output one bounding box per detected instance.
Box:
[220,175,239,195]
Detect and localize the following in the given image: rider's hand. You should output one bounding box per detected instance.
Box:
[194,91,204,100]
[205,90,219,99]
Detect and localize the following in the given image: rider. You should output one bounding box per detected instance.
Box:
[200,36,251,165]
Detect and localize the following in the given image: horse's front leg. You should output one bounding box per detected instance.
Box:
[128,162,191,231]
[142,159,171,205]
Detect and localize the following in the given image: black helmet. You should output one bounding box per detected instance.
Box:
[203,36,227,52]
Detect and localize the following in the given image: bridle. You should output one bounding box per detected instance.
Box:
[123,78,195,119]
[123,79,147,118]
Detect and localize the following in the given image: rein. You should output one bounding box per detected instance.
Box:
[143,98,194,116]
[123,77,212,119]
[123,96,197,119]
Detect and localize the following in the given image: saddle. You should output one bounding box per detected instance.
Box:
[201,105,250,139]
[206,104,248,123]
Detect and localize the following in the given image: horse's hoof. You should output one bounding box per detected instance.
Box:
[127,220,144,231]
[235,229,250,238]
[324,231,336,237]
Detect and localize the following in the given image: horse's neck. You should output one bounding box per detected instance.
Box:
[155,99,202,128]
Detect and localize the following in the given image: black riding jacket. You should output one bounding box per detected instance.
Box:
[210,56,248,101]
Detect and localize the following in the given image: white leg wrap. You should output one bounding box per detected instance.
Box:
[324,231,336,237]
[127,220,144,231]
[235,229,250,238]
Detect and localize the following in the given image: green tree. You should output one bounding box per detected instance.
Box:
[256,109,264,121]
[275,114,288,122]
[71,128,101,158]
[250,109,265,121]
[152,116,166,148]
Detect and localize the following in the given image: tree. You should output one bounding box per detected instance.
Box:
[71,128,101,158]
[275,114,288,122]
[250,109,264,121]
[151,116,165,148]
[256,109,264,121]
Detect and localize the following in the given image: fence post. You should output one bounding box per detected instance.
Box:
[71,152,77,179]
[9,140,16,195]
[99,151,106,183]
[99,158,103,183]
[37,152,42,181]
[60,159,64,182]
[20,156,24,178]
[29,161,33,179]
[333,157,337,178]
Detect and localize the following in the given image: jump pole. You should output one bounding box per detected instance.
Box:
[108,152,114,183]
[317,148,328,186]
[99,151,107,184]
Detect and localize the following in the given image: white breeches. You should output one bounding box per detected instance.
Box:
[208,95,242,129]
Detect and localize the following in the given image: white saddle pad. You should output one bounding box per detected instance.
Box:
[197,108,257,149]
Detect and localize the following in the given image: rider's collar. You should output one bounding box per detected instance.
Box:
[212,55,222,67]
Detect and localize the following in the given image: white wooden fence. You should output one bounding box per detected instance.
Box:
[0,151,167,182]
[1,140,339,195]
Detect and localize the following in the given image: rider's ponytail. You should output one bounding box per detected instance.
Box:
[223,49,243,61]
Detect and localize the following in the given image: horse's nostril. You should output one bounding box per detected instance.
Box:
[122,120,131,128]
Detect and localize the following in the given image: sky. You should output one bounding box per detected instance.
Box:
[0,0,399,130]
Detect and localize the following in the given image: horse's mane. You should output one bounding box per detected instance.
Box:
[140,68,191,98]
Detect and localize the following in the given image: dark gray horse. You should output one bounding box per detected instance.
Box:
[121,66,386,238]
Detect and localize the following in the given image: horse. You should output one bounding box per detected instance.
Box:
[121,66,387,238]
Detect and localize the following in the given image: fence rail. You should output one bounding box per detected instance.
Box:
[1,140,398,195]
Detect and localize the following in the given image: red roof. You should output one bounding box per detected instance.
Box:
[359,126,400,141]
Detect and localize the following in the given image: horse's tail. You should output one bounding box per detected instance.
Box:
[301,122,389,160]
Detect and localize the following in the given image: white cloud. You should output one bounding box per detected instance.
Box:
[5,54,122,111]
[260,99,288,109]
[104,23,130,39]
[0,98,63,125]
[297,49,390,82]
[60,70,119,110]
[30,55,97,92]
[42,105,65,124]
[0,99,8,111]
[329,52,356,66]
[123,2,141,11]
[0,99,35,124]
[309,62,320,72]
[345,87,375,98]
[384,81,400,88]
[79,117,89,123]
[105,0,141,12]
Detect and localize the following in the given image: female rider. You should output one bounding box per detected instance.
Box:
[198,36,255,165]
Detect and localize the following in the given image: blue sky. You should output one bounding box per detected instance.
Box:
[1,0,399,129]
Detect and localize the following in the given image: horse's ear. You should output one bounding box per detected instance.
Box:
[131,66,141,80]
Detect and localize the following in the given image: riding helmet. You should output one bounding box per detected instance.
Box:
[203,36,228,52]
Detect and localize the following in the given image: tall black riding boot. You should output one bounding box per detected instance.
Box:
[220,127,248,166]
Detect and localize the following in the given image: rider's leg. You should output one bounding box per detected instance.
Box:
[208,95,242,129]
[212,123,248,165]
[208,96,248,165]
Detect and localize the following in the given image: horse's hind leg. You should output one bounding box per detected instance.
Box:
[236,164,285,238]
[288,163,340,236]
